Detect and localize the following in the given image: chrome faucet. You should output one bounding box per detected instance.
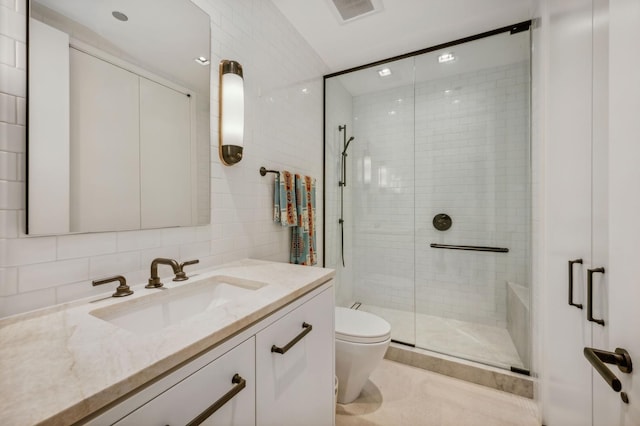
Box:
[146,258,199,288]
[93,275,133,297]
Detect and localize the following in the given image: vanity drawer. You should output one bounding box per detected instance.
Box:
[115,337,255,426]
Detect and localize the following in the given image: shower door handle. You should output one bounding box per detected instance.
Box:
[568,259,583,309]
[587,267,605,325]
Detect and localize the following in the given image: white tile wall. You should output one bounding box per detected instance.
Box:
[0,0,328,318]
[324,77,354,307]
[349,62,530,328]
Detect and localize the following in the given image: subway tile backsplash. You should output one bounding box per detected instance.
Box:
[0,0,328,318]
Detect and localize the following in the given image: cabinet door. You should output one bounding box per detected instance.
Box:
[69,48,141,232]
[256,287,335,426]
[139,77,192,228]
[542,0,595,424]
[115,337,255,426]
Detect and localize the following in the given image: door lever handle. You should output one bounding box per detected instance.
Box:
[584,347,632,394]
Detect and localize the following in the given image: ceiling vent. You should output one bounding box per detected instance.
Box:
[329,0,383,23]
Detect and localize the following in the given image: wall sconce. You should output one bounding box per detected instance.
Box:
[219,59,244,165]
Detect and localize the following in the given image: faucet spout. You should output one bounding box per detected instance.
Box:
[146,258,181,288]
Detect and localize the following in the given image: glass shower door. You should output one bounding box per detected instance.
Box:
[324,56,417,346]
[412,30,531,370]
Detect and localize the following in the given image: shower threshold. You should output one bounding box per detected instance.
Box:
[356,303,525,371]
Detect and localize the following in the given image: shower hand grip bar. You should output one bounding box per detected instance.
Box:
[587,267,605,325]
[568,259,583,309]
[271,322,312,354]
[429,243,508,253]
[583,347,632,393]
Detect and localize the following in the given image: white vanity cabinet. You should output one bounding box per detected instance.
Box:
[115,337,255,426]
[256,284,335,426]
[85,281,334,426]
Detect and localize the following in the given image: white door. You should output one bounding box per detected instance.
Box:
[592,0,640,424]
[69,48,141,232]
[541,0,594,424]
[139,77,193,228]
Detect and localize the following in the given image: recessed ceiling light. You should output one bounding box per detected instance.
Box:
[301,88,309,94]
[194,56,210,66]
[378,68,392,77]
[438,53,455,63]
[112,11,128,22]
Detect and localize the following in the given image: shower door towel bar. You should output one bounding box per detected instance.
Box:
[430,243,509,253]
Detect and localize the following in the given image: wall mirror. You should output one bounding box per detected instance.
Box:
[27,0,211,235]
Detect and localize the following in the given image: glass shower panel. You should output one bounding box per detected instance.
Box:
[324,57,417,346]
[413,31,531,370]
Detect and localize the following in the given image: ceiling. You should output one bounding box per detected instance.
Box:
[334,30,530,97]
[271,0,535,73]
[32,0,210,94]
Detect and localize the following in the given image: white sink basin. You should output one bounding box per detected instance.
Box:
[90,275,267,334]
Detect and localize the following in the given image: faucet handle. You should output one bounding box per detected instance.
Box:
[174,259,200,281]
[93,275,133,297]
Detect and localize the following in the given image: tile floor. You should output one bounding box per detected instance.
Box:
[336,359,540,426]
[360,304,524,369]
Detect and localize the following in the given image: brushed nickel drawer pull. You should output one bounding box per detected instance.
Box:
[186,373,246,426]
[568,259,583,309]
[587,267,605,325]
[271,322,313,354]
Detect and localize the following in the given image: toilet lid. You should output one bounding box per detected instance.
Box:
[335,307,391,344]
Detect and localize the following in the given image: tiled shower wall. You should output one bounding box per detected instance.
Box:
[324,78,354,307]
[351,62,530,327]
[0,0,328,317]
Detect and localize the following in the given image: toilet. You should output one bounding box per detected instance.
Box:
[335,307,391,404]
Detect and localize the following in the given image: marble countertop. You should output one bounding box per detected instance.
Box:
[0,259,334,426]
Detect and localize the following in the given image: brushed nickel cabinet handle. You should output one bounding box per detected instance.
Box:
[185,373,246,426]
[271,322,313,354]
[568,259,583,309]
[587,267,606,325]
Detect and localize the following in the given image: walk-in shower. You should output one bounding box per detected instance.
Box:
[324,22,532,372]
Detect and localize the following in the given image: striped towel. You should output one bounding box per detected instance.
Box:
[273,170,298,227]
[290,174,317,266]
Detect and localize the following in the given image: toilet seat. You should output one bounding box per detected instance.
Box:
[335,307,391,344]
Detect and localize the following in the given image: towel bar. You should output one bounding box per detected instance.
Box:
[260,167,279,176]
[429,243,509,253]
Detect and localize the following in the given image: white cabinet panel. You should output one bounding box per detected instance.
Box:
[256,287,335,426]
[596,1,640,424]
[139,77,192,228]
[69,49,140,232]
[27,19,70,234]
[542,0,595,424]
[116,337,255,426]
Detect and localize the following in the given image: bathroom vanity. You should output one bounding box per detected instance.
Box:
[0,260,335,425]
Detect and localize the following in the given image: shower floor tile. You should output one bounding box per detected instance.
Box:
[359,304,524,370]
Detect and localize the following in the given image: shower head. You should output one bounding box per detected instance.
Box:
[342,136,355,155]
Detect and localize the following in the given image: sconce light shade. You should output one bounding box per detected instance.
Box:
[219,59,244,165]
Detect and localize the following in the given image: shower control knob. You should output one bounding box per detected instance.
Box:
[433,213,452,231]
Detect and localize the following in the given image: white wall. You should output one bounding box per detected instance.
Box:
[0,0,328,318]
